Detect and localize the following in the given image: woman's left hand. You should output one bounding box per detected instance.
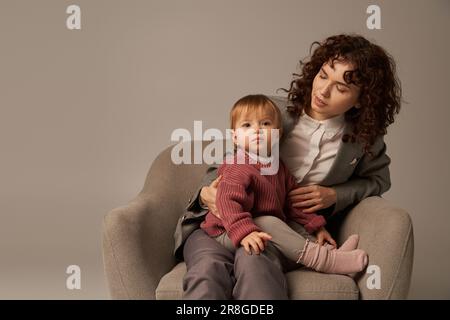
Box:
[288,185,337,213]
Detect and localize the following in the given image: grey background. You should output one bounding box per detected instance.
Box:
[0,0,449,299]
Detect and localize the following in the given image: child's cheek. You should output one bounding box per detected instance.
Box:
[235,131,250,149]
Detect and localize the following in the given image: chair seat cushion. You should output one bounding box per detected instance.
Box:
[156,263,186,300]
[285,269,359,299]
[156,262,360,300]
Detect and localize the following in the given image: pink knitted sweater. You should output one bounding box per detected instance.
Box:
[200,151,326,247]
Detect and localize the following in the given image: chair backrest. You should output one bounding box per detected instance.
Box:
[137,140,226,237]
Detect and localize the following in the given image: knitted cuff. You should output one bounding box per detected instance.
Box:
[304,215,327,234]
[297,238,311,263]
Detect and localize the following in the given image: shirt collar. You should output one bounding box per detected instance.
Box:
[300,109,346,138]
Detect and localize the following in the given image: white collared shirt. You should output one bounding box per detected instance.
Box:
[280,110,346,186]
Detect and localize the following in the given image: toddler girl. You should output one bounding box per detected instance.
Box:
[200,94,367,275]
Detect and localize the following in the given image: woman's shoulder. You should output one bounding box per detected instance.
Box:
[267,95,299,137]
[267,95,292,119]
[340,134,388,163]
[267,95,289,108]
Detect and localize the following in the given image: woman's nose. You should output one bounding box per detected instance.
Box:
[320,82,331,97]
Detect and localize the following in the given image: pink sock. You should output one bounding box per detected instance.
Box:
[324,234,360,251]
[298,239,368,275]
[339,234,360,251]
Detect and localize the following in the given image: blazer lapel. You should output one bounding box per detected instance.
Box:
[320,124,364,186]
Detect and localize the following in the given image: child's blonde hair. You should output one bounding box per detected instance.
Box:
[230,94,283,136]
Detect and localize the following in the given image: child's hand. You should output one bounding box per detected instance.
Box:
[240,231,272,255]
[315,227,337,248]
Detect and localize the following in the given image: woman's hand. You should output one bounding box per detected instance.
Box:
[199,175,222,218]
[240,231,272,255]
[288,185,337,213]
[315,227,337,248]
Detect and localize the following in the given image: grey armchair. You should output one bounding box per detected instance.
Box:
[102,141,414,300]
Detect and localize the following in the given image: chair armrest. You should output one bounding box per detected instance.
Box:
[338,196,414,299]
[102,194,176,299]
[102,141,218,299]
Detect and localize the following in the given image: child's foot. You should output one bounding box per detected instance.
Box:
[324,234,359,251]
[298,239,368,274]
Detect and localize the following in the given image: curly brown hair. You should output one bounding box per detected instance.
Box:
[279,34,401,155]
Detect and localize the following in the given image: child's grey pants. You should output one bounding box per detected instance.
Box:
[213,216,317,263]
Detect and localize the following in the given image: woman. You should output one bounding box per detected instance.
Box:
[175,34,401,299]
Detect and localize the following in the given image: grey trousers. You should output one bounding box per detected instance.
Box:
[183,228,288,299]
[214,216,316,263]
[182,218,317,300]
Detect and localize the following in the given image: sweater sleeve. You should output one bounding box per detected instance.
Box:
[283,163,326,234]
[216,165,262,247]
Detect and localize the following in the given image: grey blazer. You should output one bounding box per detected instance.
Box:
[173,96,391,258]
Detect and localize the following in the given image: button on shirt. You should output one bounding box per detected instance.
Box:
[280,110,346,186]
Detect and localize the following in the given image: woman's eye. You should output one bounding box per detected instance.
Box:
[336,86,347,93]
[319,73,327,79]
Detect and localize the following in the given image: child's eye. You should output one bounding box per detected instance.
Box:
[241,123,250,127]
[262,121,272,126]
